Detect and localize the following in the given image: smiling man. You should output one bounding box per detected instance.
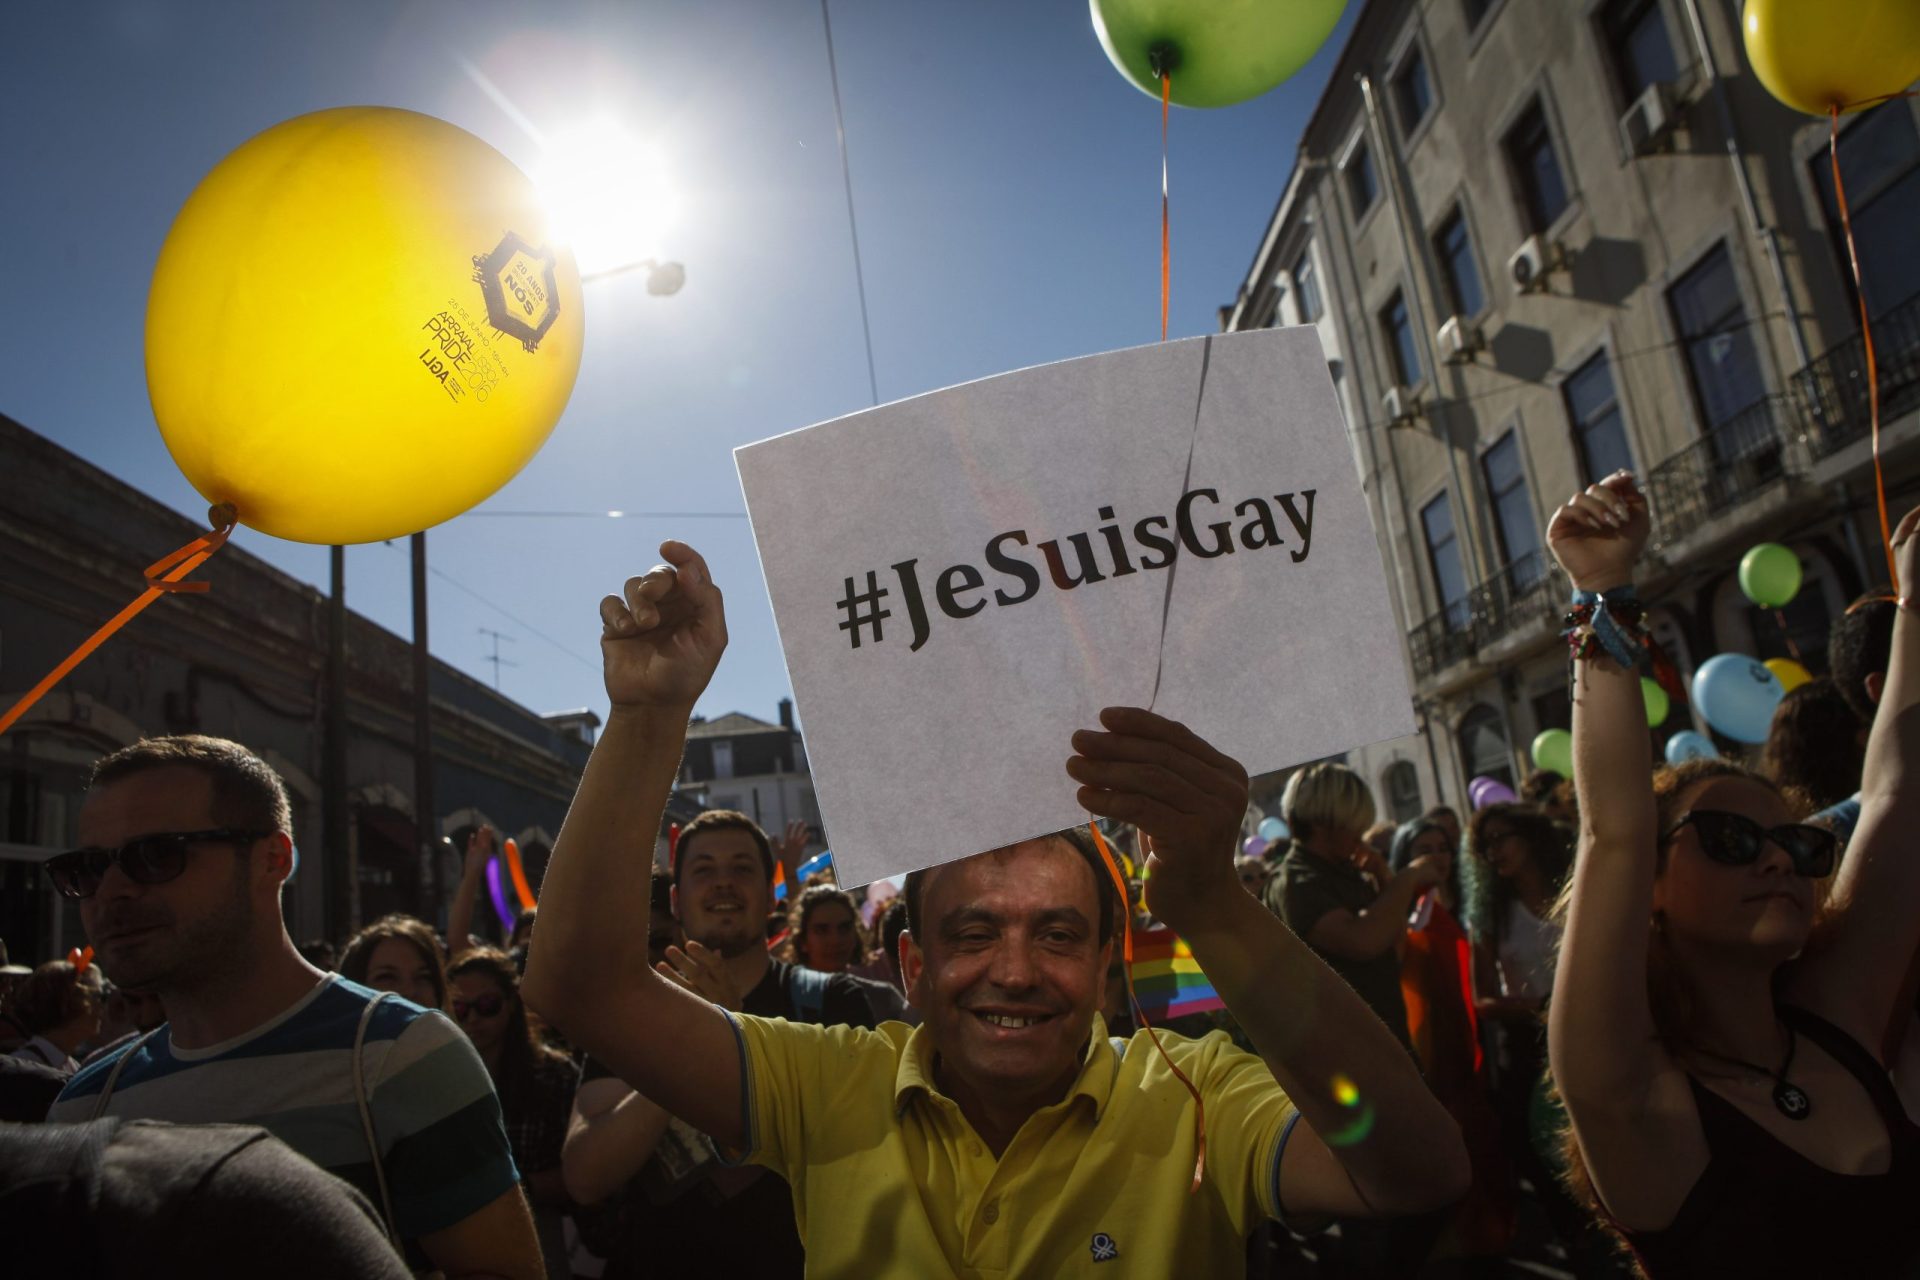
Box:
[47,735,542,1279]
[525,542,1470,1278]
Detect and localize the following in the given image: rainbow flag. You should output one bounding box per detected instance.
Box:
[1128,924,1224,1020]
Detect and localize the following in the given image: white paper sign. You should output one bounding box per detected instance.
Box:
[735,328,1413,887]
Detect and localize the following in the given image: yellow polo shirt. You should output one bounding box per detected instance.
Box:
[721,1011,1299,1278]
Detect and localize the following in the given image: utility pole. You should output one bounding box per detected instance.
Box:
[326,545,353,935]
[411,532,436,918]
[478,628,518,690]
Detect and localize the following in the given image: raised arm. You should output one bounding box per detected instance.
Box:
[521,542,746,1148]
[1789,506,1920,1056]
[1544,473,1703,1228]
[445,828,492,961]
[1070,708,1469,1218]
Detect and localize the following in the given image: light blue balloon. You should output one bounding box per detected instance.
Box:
[1664,730,1719,765]
[1257,816,1288,842]
[1691,654,1785,745]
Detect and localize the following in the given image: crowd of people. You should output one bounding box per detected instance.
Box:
[3,470,1918,1277]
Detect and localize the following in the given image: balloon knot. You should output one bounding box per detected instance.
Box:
[207,502,238,531]
[1147,40,1180,79]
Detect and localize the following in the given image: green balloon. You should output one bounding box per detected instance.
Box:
[1641,677,1670,727]
[1739,542,1802,609]
[1091,0,1348,109]
[1531,728,1573,779]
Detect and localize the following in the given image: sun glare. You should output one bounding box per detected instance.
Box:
[535,118,680,279]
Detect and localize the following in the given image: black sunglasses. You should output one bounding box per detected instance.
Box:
[452,993,506,1020]
[46,829,272,900]
[1661,810,1837,879]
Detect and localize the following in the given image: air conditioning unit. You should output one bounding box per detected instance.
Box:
[1382,385,1421,425]
[1508,234,1564,294]
[1435,315,1485,365]
[1619,81,1677,157]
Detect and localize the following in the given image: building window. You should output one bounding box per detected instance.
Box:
[712,739,734,780]
[1668,242,1767,432]
[1458,704,1515,790]
[1393,45,1434,135]
[1812,104,1920,320]
[1564,351,1637,485]
[1482,431,1545,589]
[1293,247,1323,323]
[1433,207,1485,318]
[1382,290,1422,387]
[1504,100,1571,232]
[1600,0,1679,102]
[1384,761,1423,823]
[1346,139,1379,218]
[1422,493,1470,630]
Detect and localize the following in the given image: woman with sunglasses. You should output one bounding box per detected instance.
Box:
[448,947,579,1280]
[1547,472,1920,1277]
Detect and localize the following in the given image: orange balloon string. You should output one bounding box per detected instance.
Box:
[504,836,537,912]
[0,505,237,738]
[1088,822,1206,1193]
[1829,98,1917,598]
[1160,70,1171,343]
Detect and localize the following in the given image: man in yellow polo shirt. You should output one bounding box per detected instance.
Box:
[526,543,1469,1277]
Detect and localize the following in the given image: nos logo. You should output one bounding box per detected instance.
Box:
[471,231,562,353]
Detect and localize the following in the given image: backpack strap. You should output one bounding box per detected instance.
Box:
[352,992,401,1251]
[786,966,831,1024]
[88,1028,157,1120]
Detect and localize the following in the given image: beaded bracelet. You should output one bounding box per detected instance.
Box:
[1565,586,1646,671]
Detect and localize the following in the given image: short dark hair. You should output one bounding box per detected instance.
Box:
[1760,678,1864,812]
[879,898,909,979]
[90,735,293,834]
[672,810,773,889]
[1829,590,1896,724]
[903,827,1118,950]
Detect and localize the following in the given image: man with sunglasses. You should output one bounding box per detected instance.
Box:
[47,734,543,1279]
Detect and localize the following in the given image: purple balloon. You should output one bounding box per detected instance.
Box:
[1242,836,1268,857]
[1469,775,1516,810]
[485,857,516,931]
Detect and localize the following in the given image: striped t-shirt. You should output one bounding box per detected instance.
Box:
[51,975,519,1248]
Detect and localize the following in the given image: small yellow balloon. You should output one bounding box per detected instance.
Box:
[147,107,584,544]
[1765,657,1812,694]
[1743,0,1920,117]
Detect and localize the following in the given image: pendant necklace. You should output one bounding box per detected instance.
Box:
[1695,1022,1812,1121]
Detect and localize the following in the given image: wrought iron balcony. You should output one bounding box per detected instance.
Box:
[1794,290,1920,460]
[1645,394,1799,549]
[1407,550,1566,683]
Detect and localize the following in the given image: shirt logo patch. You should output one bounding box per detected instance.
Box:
[1091,1232,1120,1262]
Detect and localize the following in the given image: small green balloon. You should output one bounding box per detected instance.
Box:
[1531,728,1574,779]
[1090,0,1347,109]
[1641,677,1670,727]
[1739,542,1802,609]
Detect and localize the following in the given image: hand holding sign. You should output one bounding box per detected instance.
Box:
[598,542,729,714]
[1068,706,1248,931]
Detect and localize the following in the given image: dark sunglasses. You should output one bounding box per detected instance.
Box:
[47,829,272,900]
[1662,810,1837,879]
[452,993,506,1020]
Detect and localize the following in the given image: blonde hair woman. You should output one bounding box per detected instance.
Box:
[1264,763,1443,1052]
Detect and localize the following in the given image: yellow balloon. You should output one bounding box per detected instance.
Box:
[147,107,584,544]
[1743,0,1920,117]
[1765,657,1812,694]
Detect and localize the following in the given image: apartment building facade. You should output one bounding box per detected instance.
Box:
[1225,0,1920,818]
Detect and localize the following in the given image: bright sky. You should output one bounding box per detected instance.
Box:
[1,0,1358,730]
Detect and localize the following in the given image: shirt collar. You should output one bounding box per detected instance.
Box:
[894,1013,1120,1120]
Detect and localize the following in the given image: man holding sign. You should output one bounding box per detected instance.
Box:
[525,542,1467,1277]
